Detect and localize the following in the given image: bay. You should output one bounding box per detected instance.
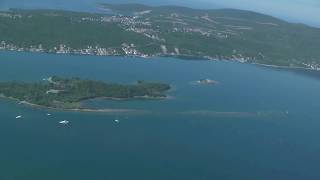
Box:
[0,51,320,179]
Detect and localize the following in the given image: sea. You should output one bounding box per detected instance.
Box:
[0,0,220,12]
[1,51,320,179]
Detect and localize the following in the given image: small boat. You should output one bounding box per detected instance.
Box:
[59,120,69,125]
[114,119,120,123]
[15,115,22,119]
[47,113,51,116]
[197,78,217,85]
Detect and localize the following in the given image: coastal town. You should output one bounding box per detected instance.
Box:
[0,7,258,63]
[0,4,319,70]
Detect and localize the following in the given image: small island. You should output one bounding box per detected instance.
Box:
[0,76,171,110]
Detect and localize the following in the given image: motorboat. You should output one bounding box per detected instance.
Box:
[59,120,69,124]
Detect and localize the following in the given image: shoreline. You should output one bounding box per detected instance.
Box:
[90,95,173,102]
[0,95,147,114]
[0,49,317,72]
[251,62,317,72]
[0,49,212,67]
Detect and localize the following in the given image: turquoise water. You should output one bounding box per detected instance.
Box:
[1,51,320,179]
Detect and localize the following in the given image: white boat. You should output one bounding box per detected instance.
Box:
[15,115,22,119]
[197,78,217,84]
[59,120,69,125]
[47,113,51,116]
[114,119,120,123]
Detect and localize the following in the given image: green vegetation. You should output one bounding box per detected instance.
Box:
[0,76,171,109]
[0,4,320,68]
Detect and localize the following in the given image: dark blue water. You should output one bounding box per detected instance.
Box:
[0,0,220,12]
[1,51,320,179]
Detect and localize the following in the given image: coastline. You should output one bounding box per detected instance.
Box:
[0,95,147,114]
[251,62,316,72]
[92,95,173,101]
[0,49,317,72]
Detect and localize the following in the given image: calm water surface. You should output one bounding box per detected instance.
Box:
[0,0,215,13]
[1,51,320,180]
